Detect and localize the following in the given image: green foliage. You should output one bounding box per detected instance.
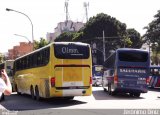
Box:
[126,28,143,48]
[54,32,75,42]
[122,36,132,48]
[82,13,126,41]
[34,38,49,50]
[144,10,160,44]
[0,53,4,63]
[77,13,128,57]
[144,10,160,65]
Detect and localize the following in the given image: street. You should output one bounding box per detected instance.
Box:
[0,87,160,114]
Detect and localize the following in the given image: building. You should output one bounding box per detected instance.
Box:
[8,42,33,60]
[47,20,85,42]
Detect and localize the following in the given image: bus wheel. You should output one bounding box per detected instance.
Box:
[15,85,21,95]
[30,86,35,99]
[108,84,112,95]
[35,86,40,101]
[129,93,134,97]
[103,87,107,92]
[111,91,116,96]
[134,93,141,97]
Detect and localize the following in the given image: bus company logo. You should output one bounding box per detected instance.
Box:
[120,68,146,74]
[62,47,79,54]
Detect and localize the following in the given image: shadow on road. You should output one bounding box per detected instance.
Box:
[148,87,160,92]
[1,93,86,111]
[92,89,144,100]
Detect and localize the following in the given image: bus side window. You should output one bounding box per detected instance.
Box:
[45,47,50,64]
[33,53,37,67]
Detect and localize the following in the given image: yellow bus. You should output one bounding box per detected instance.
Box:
[13,42,92,100]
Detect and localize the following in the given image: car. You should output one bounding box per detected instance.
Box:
[92,76,102,86]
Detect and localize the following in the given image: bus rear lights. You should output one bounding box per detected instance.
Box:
[146,77,150,85]
[51,77,55,87]
[90,76,92,84]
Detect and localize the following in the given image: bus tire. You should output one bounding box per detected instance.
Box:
[129,93,134,97]
[30,86,35,100]
[102,82,106,92]
[15,84,21,95]
[111,91,116,96]
[134,93,140,97]
[35,86,40,101]
[108,84,112,95]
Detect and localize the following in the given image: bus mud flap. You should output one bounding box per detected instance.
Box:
[45,79,50,98]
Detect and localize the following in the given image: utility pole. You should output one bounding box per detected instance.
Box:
[103,30,106,62]
[6,8,34,51]
[84,2,89,22]
[65,0,69,22]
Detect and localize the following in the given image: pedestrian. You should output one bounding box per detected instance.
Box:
[0,69,12,96]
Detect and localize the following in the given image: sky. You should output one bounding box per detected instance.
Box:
[0,0,160,53]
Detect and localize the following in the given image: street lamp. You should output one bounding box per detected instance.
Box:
[6,8,34,50]
[14,34,33,53]
[14,34,31,43]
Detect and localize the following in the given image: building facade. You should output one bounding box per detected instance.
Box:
[8,42,33,60]
[47,20,84,42]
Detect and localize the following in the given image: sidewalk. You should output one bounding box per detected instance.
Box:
[0,104,5,109]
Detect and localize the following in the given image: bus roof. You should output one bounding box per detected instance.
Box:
[93,65,103,67]
[54,42,90,46]
[117,48,148,52]
[15,42,90,60]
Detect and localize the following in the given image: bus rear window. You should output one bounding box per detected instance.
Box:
[54,44,90,59]
[118,51,148,62]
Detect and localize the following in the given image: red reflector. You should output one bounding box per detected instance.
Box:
[146,77,150,85]
[114,75,118,84]
[90,77,92,84]
[51,77,55,87]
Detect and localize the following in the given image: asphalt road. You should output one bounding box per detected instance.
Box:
[0,87,160,115]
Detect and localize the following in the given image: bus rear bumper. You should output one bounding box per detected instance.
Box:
[50,86,92,97]
[114,86,148,93]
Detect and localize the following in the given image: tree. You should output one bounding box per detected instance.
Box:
[54,32,75,42]
[54,13,142,64]
[0,53,4,63]
[77,13,127,42]
[144,10,160,65]
[144,10,160,44]
[126,28,143,48]
[34,38,49,50]
[75,13,128,59]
